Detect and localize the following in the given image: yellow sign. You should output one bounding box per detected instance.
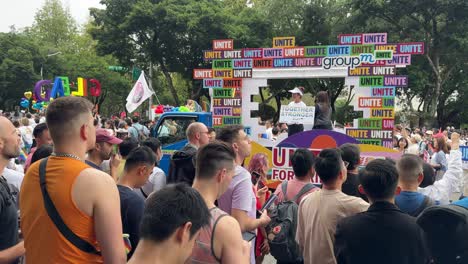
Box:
[273,37,296,48]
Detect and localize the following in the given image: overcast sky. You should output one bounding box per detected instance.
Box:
[0,0,103,32]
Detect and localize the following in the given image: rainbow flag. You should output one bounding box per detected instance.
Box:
[123,234,132,255]
[18,149,27,163]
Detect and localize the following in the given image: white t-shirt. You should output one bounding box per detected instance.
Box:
[28,118,36,128]
[3,168,24,190]
[134,167,166,199]
[288,101,307,107]
[19,126,34,145]
[288,101,307,125]
[265,127,273,140]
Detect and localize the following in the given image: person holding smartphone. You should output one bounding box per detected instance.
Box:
[247,153,270,263]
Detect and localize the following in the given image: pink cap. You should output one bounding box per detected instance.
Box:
[96,129,123,144]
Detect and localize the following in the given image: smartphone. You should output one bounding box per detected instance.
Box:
[251,171,261,185]
[261,193,278,211]
[257,194,278,218]
[258,180,266,189]
[242,231,256,242]
[113,144,119,155]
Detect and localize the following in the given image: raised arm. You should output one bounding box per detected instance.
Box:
[419,133,462,203]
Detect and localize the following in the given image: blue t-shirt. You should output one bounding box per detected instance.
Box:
[118,185,145,259]
[395,191,426,216]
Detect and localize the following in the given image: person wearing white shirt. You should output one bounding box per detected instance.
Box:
[265,120,273,140]
[419,132,462,204]
[287,87,307,137]
[135,138,166,199]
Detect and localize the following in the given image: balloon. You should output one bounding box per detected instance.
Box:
[50,77,65,99]
[89,79,101,97]
[33,102,43,110]
[179,106,190,112]
[34,79,52,102]
[32,100,37,104]
[155,105,164,114]
[20,100,29,108]
[24,91,32,99]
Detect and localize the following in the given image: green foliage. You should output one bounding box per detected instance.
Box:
[31,0,77,48]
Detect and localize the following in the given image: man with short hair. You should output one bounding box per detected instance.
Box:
[274,148,318,204]
[128,184,211,264]
[334,159,429,264]
[117,146,156,259]
[26,113,35,128]
[0,117,25,263]
[296,148,368,264]
[395,154,435,216]
[113,138,139,181]
[24,123,52,172]
[168,122,210,185]
[339,143,361,197]
[20,97,126,263]
[128,116,149,141]
[86,128,122,179]
[136,138,166,199]
[217,125,270,264]
[190,142,250,263]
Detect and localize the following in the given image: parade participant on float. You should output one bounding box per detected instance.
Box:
[313,91,333,130]
[287,87,306,137]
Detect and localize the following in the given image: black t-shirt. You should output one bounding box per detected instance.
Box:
[342,172,360,198]
[0,176,19,251]
[117,185,145,259]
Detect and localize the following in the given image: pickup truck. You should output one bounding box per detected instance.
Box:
[151,112,212,174]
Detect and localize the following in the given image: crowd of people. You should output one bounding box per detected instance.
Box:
[0,96,467,264]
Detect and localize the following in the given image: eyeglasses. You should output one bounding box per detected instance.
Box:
[343,161,349,169]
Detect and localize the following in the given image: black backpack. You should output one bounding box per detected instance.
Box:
[167,145,197,186]
[266,181,316,262]
[417,204,468,263]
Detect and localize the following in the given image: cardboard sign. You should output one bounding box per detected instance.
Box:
[279,106,315,124]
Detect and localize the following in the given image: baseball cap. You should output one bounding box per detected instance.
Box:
[96,129,123,144]
[425,130,433,135]
[288,87,304,96]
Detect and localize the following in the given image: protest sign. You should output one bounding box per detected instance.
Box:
[279,106,315,124]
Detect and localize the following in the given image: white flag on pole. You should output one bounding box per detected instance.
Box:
[126,71,154,113]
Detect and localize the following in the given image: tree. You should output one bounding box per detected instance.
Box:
[0,33,41,110]
[350,0,468,127]
[31,0,77,48]
[91,0,230,105]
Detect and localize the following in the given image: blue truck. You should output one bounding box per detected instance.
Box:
[150,112,212,174]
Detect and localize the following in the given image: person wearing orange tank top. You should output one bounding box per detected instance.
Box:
[20,97,126,264]
[190,142,250,264]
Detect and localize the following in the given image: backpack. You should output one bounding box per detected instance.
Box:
[167,145,197,186]
[129,125,147,141]
[266,181,316,262]
[417,204,468,263]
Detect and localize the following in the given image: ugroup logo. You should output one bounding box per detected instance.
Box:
[322,56,361,69]
[321,53,378,70]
